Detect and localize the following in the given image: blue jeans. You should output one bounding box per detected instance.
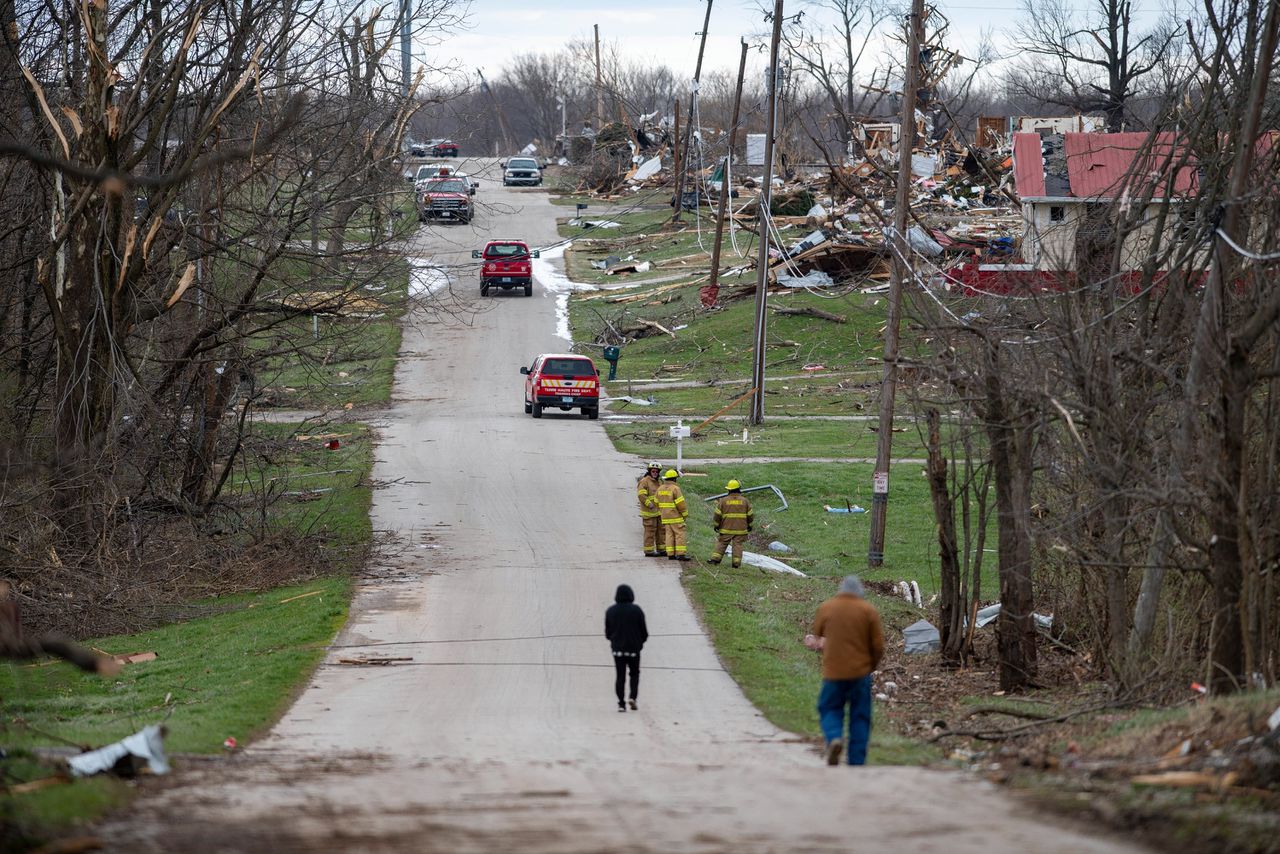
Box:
[817,676,872,765]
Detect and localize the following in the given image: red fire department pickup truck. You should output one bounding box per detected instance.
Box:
[521,354,601,419]
[418,177,473,224]
[472,239,540,296]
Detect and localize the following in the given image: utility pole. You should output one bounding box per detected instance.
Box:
[672,99,681,197]
[867,0,925,567]
[594,24,605,129]
[749,0,785,426]
[399,0,412,97]
[707,40,749,300]
[672,0,715,225]
[478,69,515,154]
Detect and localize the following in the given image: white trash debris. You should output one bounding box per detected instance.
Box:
[777,270,835,288]
[740,551,806,577]
[969,602,1053,630]
[68,724,170,777]
[896,580,923,607]
[767,541,792,553]
[631,156,662,181]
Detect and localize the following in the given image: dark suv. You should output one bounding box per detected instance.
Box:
[502,157,543,186]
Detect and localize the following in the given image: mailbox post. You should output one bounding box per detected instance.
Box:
[669,420,691,473]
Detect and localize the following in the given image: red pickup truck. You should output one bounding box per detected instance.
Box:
[520,353,600,419]
[418,177,473,224]
[472,239,540,296]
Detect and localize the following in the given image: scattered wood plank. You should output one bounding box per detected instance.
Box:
[691,387,758,435]
[773,306,846,323]
[1131,771,1235,789]
[278,589,324,605]
[112,651,158,665]
[8,775,71,795]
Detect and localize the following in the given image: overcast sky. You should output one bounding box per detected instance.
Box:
[422,0,1030,86]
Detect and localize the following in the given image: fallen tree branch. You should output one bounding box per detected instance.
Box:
[929,697,1142,742]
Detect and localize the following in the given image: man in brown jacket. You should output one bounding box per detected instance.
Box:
[808,575,884,765]
[708,479,753,568]
[636,462,664,557]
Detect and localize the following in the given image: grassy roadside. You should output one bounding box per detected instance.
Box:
[1,422,374,848]
[0,576,350,848]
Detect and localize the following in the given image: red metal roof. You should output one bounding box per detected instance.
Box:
[1064,132,1197,199]
[1012,133,1046,197]
[1012,131,1199,199]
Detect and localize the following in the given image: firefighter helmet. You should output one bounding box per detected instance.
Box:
[646,461,661,470]
[726,479,741,491]
[663,469,679,480]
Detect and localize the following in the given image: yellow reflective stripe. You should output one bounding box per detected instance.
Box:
[722,513,748,518]
[661,518,685,524]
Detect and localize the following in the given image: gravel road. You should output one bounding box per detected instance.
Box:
[98,160,1141,853]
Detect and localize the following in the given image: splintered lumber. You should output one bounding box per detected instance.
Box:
[692,387,758,434]
[773,306,846,323]
[636,319,675,338]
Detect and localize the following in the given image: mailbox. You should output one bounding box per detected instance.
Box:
[602,345,621,380]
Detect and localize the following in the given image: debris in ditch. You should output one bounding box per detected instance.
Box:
[823,503,866,514]
[336,656,414,666]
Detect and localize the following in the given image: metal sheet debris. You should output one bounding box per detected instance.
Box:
[903,619,941,654]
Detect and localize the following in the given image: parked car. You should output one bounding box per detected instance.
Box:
[418,177,473,223]
[502,157,542,186]
[520,353,600,419]
[473,239,539,296]
[432,140,459,157]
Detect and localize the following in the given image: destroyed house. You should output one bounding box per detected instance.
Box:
[1012,132,1199,272]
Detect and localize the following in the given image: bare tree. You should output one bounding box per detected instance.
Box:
[1009,0,1178,130]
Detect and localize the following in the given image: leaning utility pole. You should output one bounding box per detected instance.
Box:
[707,40,750,299]
[867,0,925,566]
[749,0,785,426]
[594,24,606,129]
[399,0,412,97]
[672,0,715,225]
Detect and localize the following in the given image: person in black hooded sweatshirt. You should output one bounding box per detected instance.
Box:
[605,584,648,711]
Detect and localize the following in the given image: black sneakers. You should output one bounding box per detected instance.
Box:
[825,739,844,766]
[618,701,626,712]
[628,699,637,710]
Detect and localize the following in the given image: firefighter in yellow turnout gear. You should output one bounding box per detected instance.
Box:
[656,470,690,561]
[636,461,664,557]
[709,480,754,568]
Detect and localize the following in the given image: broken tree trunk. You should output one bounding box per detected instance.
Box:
[773,306,846,323]
[925,409,964,666]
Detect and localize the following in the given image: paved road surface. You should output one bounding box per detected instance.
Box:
[100,160,1139,853]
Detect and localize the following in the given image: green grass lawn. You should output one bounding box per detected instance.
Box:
[234,422,376,556]
[606,419,930,460]
[0,576,350,848]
